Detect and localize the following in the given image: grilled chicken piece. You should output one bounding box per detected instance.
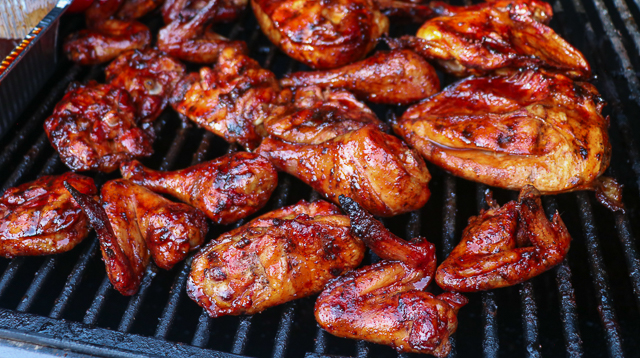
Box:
[67,179,208,296]
[157,0,247,64]
[252,0,389,69]
[105,49,186,127]
[0,173,96,258]
[389,0,590,78]
[436,186,571,291]
[187,200,365,317]
[44,81,153,173]
[264,86,386,144]
[393,69,616,200]
[64,0,151,65]
[120,152,278,224]
[427,0,553,24]
[257,125,431,217]
[316,196,467,357]
[117,0,164,19]
[281,50,440,105]
[162,0,247,24]
[170,47,290,150]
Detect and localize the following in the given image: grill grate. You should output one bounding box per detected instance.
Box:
[0,0,639,356]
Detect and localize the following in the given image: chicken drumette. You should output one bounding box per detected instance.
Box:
[252,0,389,69]
[187,200,365,317]
[0,173,97,258]
[64,0,153,65]
[436,186,571,292]
[389,0,590,78]
[170,47,290,150]
[393,69,621,209]
[105,49,186,127]
[162,0,247,24]
[281,49,440,105]
[67,179,208,296]
[315,196,467,357]
[120,152,278,224]
[44,81,153,173]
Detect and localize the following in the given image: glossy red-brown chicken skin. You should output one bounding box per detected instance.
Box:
[105,49,186,126]
[187,200,365,317]
[394,69,611,196]
[170,47,290,150]
[157,0,248,64]
[315,196,467,357]
[436,186,571,292]
[390,0,590,78]
[120,152,278,225]
[281,49,440,105]
[44,81,153,173]
[162,0,247,24]
[0,173,96,258]
[64,0,152,65]
[252,0,389,69]
[67,179,208,296]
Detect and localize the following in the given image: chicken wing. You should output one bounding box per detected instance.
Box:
[117,0,164,19]
[170,47,290,150]
[252,0,389,69]
[157,0,248,64]
[393,69,614,199]
[120,152,278,224]
[105,49,186,127]
[436,186,571,291]
[315,196,467,357]
[264,86,386,144]
[187,200,365,317]
[67,179,208,296]
[162,0,247,24]
[389,0,590,78]
[44,81,154,173]
[64,0,151,65]
[256,125,431,217]
[280,50,440,105]
[0,173,96,258]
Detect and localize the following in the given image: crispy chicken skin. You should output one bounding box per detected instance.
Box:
[436,186,571,292]
[264,86,386,144]
[389,0,590,78]
[315,196,467,357]
[120,152,278,224]
[393,69,611,195]
[44,81,153,173]
[0,173,96,258]
[64,0,151,65]
[251,0,389,69]
[281,50,440,105]
[67,179,208,296]
[157,0,248,64]
[105,49,186,126]
[257,125,431,217]
[162,0,247,24]
[187,200,365,317]
[170,47,290,150]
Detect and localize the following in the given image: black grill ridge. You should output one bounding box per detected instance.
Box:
[0,0,638,356]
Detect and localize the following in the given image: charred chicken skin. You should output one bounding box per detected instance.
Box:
[315,196,467,357]
[263,86,386,144]
[252,0,389,69]
[105,49,186,126]
[67,179,208,296]
[257,125,431,217]
[393,69,613,197]
[64,0,152,65]
[157,0,248,64]
[120,152,278,224]
[389,0,590,78]
[281,49,440,105]
[187,200,365,317]
[44,81,153,173]
[170,47,290,150]
[162,0,248,24]
[436,186,571,292]
[0,173,96,258]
